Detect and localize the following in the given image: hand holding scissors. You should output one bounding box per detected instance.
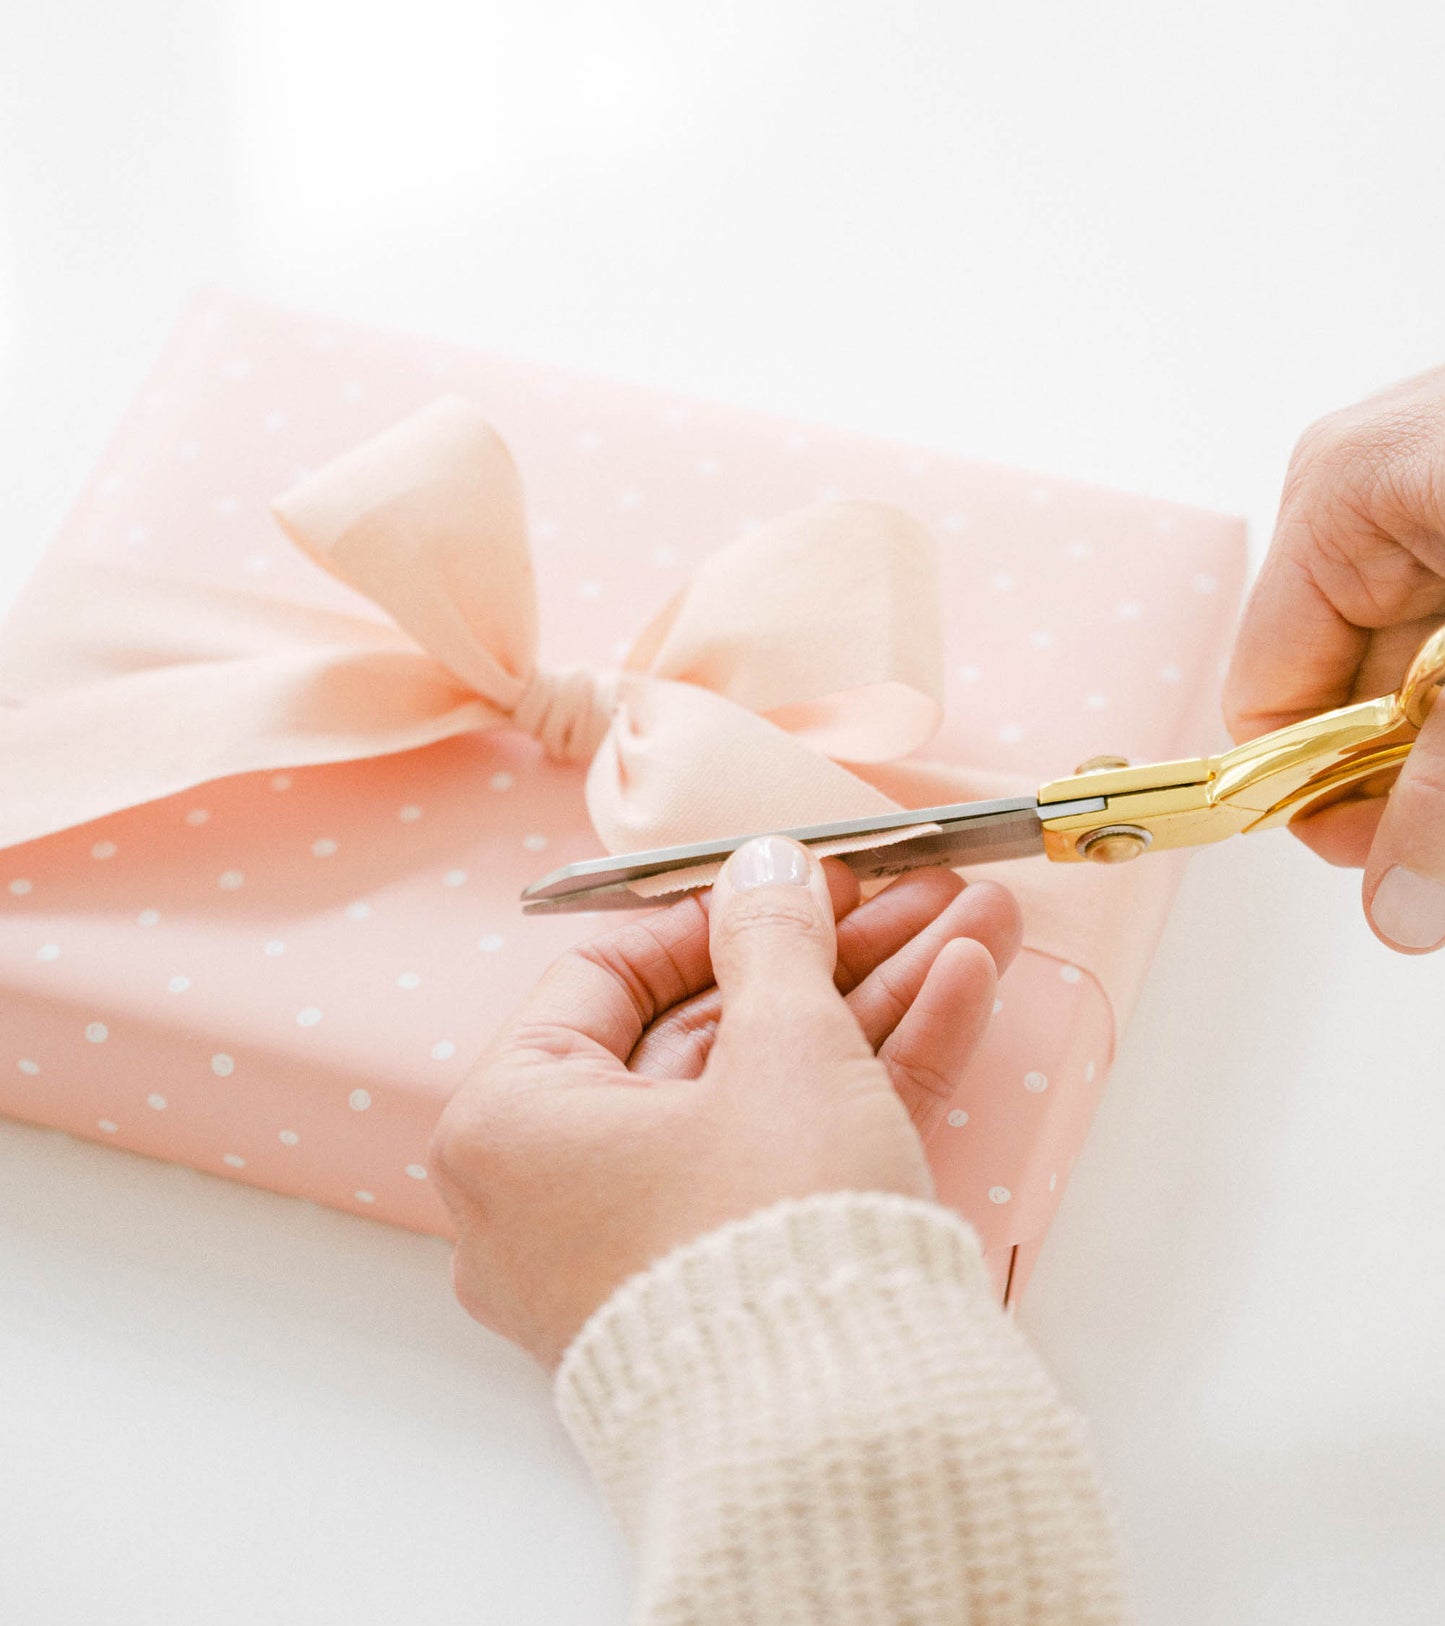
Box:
[1226,366,1445,952]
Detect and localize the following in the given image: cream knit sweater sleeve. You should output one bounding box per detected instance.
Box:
[555,1191,1132,1625]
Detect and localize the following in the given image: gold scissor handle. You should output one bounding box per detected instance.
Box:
[1038,625,1445,862]
[1401,624,1445,728]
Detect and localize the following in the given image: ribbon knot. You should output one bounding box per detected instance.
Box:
[510,664,619,764]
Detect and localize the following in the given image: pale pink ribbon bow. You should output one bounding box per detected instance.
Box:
[273,396,957,869]
[0,396,1164,1016]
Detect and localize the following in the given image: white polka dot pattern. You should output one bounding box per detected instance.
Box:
[0,294,1243,1282]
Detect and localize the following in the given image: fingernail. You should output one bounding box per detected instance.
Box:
[1371,864,1445,951]
[726,835,811,890]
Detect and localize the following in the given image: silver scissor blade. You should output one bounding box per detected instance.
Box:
[828,806,1056,880]
[520,795,1107,914]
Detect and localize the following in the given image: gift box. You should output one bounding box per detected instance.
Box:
[0,293,1245,1303]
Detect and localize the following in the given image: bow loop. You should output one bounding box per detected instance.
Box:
[625,501,945,763]
[272,396,539,707]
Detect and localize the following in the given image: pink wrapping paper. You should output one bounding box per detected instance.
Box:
[0,294,1245,1302]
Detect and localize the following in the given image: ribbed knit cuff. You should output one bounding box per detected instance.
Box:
[557,1190,991,1455]
[555,1192,1132,1625]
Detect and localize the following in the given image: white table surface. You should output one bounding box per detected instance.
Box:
[3,4,1444,1621]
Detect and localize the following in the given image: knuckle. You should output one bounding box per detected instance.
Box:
[567,935,647,1002]
[1285,404,1437,523]
[717,895,822,941]
[567,912,698,1029]
[572,930,648,992]
[1284,404,1367,493]
[1284,424,1377,522]
[868,958,914,1029]
[428,1086,519,1201]
[888,1048,957,1103]
[427,1102,491,1199]
[1400,747,1445,816]
[502,1016,590,1065]
[1287,409,1351,478]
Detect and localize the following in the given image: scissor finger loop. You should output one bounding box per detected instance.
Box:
[1400,624,1445,729]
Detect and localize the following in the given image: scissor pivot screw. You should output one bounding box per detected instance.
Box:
[1079,824,1151,863]
[1074,754,1130,774]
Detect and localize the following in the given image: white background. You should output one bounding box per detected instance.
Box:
[3,3,1444,1621]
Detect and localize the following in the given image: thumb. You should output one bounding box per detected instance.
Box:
[1366,698,1445,953]
[708,836,871,1061]
[709,835,837,998]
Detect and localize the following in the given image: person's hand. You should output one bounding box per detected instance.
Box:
[429,837,1020,1367]
[1225,366,1445,953]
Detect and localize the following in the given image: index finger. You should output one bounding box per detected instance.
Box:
[498,861,862,1070]
[1226,403,1445,740]
[500,895,718,1069]
[1224,538,1371,740]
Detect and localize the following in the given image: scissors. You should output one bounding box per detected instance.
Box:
[520,626,1445,915]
